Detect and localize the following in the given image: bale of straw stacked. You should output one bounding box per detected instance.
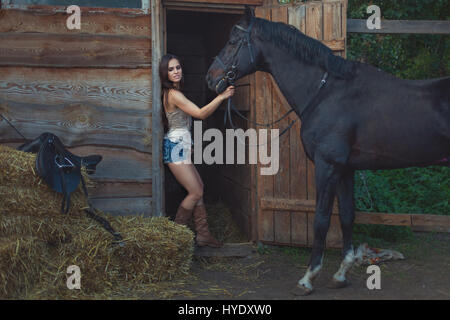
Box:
[0,237,49,298]
[0,145,194,299]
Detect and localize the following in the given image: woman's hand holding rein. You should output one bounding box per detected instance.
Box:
[218,85,235,101]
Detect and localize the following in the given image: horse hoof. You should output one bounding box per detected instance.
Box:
[291,284,314,296]
[327,278,349,289]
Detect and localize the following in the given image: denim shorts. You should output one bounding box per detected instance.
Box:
[163,138,191,164]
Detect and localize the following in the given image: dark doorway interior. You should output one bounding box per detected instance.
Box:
[164,10,241,218]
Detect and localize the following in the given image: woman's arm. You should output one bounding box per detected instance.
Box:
[169,86,235,120]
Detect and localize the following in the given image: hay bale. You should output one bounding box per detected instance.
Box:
[0,186,88,216]
[0,145,38,188]
[111,216,195,283]
[0,214,72,245]
[28,216,121,299]
[17,214,194,299]
[0,237,49,299]
[0,145,195,299]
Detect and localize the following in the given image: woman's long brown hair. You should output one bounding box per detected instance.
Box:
[159,54,184,133]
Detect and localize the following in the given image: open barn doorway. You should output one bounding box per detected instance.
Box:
[164,9,248,239]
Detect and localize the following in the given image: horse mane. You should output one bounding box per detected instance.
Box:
[253,17,355,79]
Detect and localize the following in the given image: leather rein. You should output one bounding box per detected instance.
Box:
[213,21,329,144]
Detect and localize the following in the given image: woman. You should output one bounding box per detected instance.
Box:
[159,54,235,247]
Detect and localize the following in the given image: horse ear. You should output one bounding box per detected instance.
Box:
[244,5,255,22]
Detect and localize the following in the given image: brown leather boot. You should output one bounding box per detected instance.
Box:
[193,204,223,248]
[174,205,193,226]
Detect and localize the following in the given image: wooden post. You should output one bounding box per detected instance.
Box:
[151,0,165,217]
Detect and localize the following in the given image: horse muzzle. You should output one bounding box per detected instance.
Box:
[215,67,237,94]
[215,78,228,94]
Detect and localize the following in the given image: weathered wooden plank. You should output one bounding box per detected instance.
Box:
[260,197,423,228]
[69,146,152,182]
[163,3,243,14]
[323,0,341,41]
[322,39,345,51]
[255,5,274,243]
[0,67,151,111]
[0,33,151,68]
[305,1,323,40]
[0,5,149,15]
[260,198,450,232]
[152,0,164,218]
[0,100,151,152]
[323,0,345,54]
[260,197,339,213]
[355,212,412,226]
[0,8,151,37]
[194,242,255,258]
[88,181,152,199]
[274,211,291,244]
[1,143,152,184]
[347,19,450,35]
[411,215,450,233]
[287,4,343,51]
[288,3,306,35]
[167,0,263,6]
[90,197,151,216]
[291,211,307,245]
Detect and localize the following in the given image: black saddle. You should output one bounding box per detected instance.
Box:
[18,132,102,214]
[1,115,124,244]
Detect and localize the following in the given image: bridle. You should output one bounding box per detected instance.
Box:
[212,20,329,146]
[214,21,255,93]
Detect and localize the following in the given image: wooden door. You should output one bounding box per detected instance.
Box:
[254,0,347,248]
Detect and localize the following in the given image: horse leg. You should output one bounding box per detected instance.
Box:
[293,157,342,295]
[328,169,356,289]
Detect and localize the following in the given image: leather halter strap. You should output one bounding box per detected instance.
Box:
[214,20,256,86]
[224,72,329,146]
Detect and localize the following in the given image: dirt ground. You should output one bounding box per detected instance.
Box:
[140,205,450,300]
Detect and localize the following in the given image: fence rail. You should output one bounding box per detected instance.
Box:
[347,18,450,34]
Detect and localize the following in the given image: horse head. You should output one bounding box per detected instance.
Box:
[206,6,260,94]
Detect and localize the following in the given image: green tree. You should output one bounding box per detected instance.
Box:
[347,0,449,216]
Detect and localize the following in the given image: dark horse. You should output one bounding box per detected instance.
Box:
[206,7,449,295]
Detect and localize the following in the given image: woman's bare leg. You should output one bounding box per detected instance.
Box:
[168,161,221,247]
[191,164,205,206]
[167,162,203,210]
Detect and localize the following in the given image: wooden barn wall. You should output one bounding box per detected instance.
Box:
[254,0,347,248]
[0,7,153,215]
